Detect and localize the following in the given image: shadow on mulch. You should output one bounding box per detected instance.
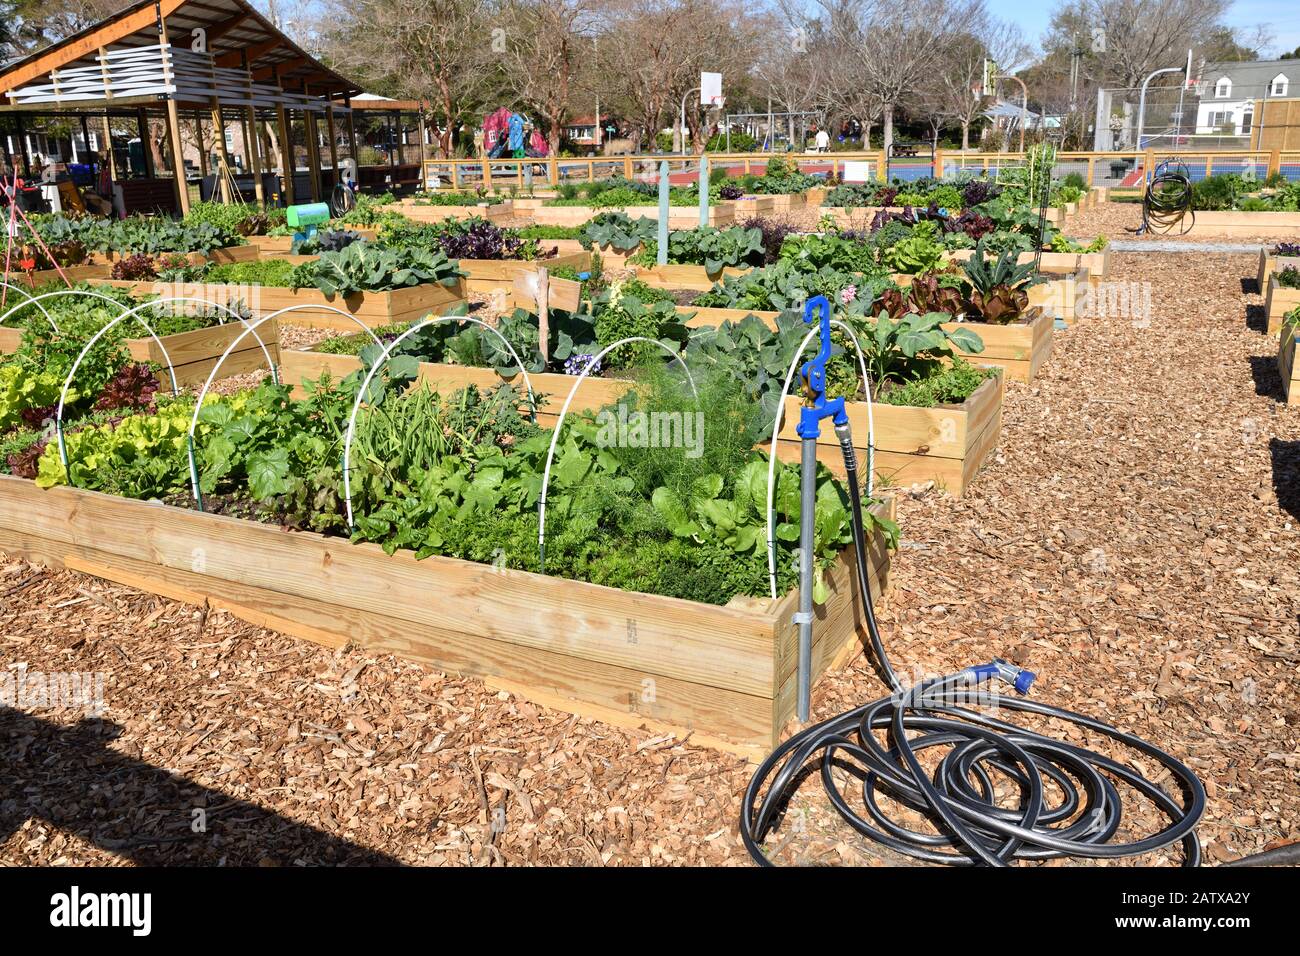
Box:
[1248,355,1283,399]
[1270,438,1300,522]
[0,708,401,866]
[1245,305,1268,334]
[1241,277,1261,296]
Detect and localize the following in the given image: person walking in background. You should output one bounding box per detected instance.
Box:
[813,125,830,153]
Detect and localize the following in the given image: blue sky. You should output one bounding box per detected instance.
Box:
[987,0,1300,59]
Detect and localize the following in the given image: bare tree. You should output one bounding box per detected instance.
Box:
[500,0,599,155]
[927,14,1028,150]
[811,0,975,153]
[1045,0,1233,89]
[318,0,501,156]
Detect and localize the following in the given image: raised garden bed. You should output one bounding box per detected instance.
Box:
[1255,250,1299,290]
[633,262,751,291]
[531,205,736,229]
[948,248,1111,281]
[0,450,892,760]
[0,316,279,385]
[386,200,517,224]
[1264,276,1300,335]
[247,230,379,255]
[279,345,1003,497]
[1179,211,1300,238]
[1279,325,1300,405]
[102,278,467,332]
[460,251,592,294]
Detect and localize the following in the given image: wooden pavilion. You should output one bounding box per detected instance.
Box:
[0,0,367,215]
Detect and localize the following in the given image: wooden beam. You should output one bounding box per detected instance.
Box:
[214,37,283,69]
[194,12,251,44]
[241,51,265,208]
[137,107,155,179]
[0,0,188,94]
[325,102,340,179]
[303,85,321,202]
[210,97,232,203]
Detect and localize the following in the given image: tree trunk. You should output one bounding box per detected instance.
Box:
[961,120,970,150]
[882,105,894,154]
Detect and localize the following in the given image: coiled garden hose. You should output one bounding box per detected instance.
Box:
[329,182,356,218]
[740,421,1207,867]
[1132,158,1195,236]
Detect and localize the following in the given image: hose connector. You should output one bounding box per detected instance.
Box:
[968,658,1036,695]
[833,421,857,470]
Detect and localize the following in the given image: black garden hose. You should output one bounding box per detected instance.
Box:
[1131,158,1195,236]
[329,181,356,218]
[739,424,1207,867]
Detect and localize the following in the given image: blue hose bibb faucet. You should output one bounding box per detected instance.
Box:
[797,295,848,439]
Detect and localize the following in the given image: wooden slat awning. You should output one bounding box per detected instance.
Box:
[0,0,362,106]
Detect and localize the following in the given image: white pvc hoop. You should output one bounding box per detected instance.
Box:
[54,313,180,482]
[536,336,697,569]
[53,295,275,481]
[764,317,875,599]
[0,282,56,330]
[342,315,537,529]
[0,287,138,334]
[183,304,388,509]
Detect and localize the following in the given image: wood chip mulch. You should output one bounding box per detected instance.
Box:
[2,247,1297,867]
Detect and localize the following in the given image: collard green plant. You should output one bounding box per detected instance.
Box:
[294,244,464,297]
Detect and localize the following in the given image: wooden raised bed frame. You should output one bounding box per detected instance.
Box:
[0,313,280,388]
[0,473,892,760]
[1265,275,1300,336]
[460,251,591,294]
[531,204,736,229]
[1254,250,1299,290]
[1279,326,1300,405]
[100,278,468,332]
[279,347,1003,497]
[1177,211,1300,238]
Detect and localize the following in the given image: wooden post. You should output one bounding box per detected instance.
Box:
[240,52,265,208]
[326,103,340,188]
[1086,155,1095,186]
[164,103,190,214]
[933,148,943,178]
[194,111,208,179]
[303,94,322,202]
[136,107,155,178]
[276,105,295,206]
[97,48,117,181]
[210,98,233,203]
[417,111,428,183]
[536,266,549,365]
[1268,148,1281,179]
[624,155,633,178]
[345,97,358,163]
[100,115,117,180]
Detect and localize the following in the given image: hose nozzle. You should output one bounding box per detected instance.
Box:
[968,658,1037,695]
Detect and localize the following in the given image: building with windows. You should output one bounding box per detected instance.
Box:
[1194,58,1292,137]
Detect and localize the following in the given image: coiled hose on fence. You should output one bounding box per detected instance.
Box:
[329,182,356,218]
[739,426,1207,867]
[1131,158,1195,236]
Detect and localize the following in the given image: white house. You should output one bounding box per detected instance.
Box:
[1194,58,1292,137]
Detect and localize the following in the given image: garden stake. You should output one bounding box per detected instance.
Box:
[657,160,669,265]
[698,154,709,227]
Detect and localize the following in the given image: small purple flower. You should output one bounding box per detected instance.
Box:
[840,285,857,305]
[565,352,600,376]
